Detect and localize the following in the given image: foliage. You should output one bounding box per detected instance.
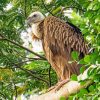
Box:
[0,0,100,100]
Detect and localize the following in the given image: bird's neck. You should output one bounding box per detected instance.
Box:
[31,21,43,39]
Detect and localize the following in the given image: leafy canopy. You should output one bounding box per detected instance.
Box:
[0,0,100,99]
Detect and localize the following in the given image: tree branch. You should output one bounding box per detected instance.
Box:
[0,92,7,99]
[13,64,49,86]
[41,0,55,16]
[0,33,49,85]
[14,59,45,67]
[24,0,27,18]
[29,66,95,100]
[48,66,51,87]
[62,6,85,12]
[13,82,17,100]
[13,49,45,61]
[0,33,46,60]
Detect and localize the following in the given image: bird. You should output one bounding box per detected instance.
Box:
[27,11,90,91]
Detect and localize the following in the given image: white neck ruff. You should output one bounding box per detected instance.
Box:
[31,22,41,39]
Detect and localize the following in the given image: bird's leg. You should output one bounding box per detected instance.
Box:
[54,79,70,91]
[47,79,70,92]
[47,79,62,92]
[47,85,56,92]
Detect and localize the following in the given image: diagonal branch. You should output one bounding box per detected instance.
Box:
[0,33,46,60]
[13,63,49,85]
[29,66,95,100]
[13,49,45,60]
[0,33,49,85]
[41,0,55,16]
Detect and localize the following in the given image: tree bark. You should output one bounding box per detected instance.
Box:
[29,66,94,100]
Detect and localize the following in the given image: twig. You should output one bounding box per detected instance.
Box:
[62,6,85,12]
[13,63,49,85]
[72,0,86,12]
[41,0,55,16]
[14,59,45,67]
[48,66,51,87]
[0,34,49,85]
[0,92,6,99]
[24,0,27,18]
[0,34,4,38]
[13,82,17,100]
[13,49,45,61]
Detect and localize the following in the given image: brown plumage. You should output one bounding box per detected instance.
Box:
[27,12,90,89]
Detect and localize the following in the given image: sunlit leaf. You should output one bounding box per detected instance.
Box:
[84,55,91,63]
[60,96,66,100]
[71,51,79,60]
[71,74,77,81]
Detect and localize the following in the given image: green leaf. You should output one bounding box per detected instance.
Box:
[68,96,74,100]
[77,92,83,98]
[93,75,100,82]
[80,66,85,73]
[84,55,91,63]
[71,51,79,60]
[0,0,100,99]
[79,59,85,64]
[87,68,93,76]
[60,96,66,100]
[80,81,86,85]
[80,88,88,94]
[88,85,94,92]
[71,74,77,81]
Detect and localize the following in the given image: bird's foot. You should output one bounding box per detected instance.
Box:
[47,85,56,92]
[54,79,70,91]
[47,79,70,92]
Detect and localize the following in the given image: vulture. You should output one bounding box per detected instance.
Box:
[27,11,90,90]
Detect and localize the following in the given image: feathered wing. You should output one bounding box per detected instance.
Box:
[42,16,90,80]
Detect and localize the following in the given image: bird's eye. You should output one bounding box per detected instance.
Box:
[33,14,37,17]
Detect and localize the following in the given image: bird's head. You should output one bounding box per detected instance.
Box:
[27,11,45,40]
[27,11,45,25]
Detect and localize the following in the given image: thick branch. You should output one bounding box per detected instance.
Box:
[29,66,94,100]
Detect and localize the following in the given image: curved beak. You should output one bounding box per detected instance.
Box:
[27,17,32,26]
